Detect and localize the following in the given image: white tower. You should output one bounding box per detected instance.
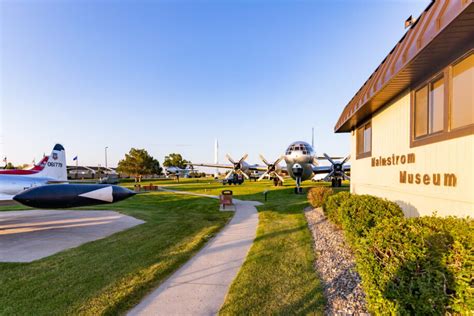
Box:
[214,138,219,178]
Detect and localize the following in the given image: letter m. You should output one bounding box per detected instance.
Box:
[407,153,415,164]
[444,173,457,187]
[400,171,407,183]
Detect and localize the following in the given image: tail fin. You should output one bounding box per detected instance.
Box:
[31,156,49,171]
[35,144,67,181]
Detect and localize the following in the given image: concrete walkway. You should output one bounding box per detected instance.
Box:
[129,189,261,316]
[0,210,144,262]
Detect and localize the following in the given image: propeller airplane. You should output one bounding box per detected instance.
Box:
[193,141,350,194]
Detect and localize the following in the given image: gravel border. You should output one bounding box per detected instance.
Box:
[305,207,369,315]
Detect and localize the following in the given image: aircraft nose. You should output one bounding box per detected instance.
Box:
[112,186,137,202]
[12,190,35,205]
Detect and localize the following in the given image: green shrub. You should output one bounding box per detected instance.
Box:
[340,194,403,243]
[356,216,474,315]
[322,191,351,226]
[307,187,333,208]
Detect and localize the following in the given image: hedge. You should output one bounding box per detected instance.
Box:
[307,187,333,208]
[356,216,473,315]
[339,194,404,244]
[322,191,351,226]
[316,191,473,314]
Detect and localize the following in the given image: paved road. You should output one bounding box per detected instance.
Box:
[129,190,261,316]
[0,210,144,262]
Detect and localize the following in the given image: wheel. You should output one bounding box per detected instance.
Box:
[331,179,336,187]
[298,187,303,194]
[337,179,342,187]
[294,187,298,194]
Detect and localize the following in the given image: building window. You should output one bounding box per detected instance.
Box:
[414,76,444,139]
[356,121,371,159]
[411,50,473,147]
[414,86,429,138]
[451,53,473,130]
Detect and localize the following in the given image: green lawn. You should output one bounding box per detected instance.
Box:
[167,178,349,315]
[0,191,232,315]
[0,178,348,315]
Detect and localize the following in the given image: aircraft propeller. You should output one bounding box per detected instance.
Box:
[224,153,249,179]
[258,154,284,182]
[322,153,351,182]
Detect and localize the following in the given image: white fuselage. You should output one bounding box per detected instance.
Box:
[0,174,52,196]
[284,141,317,182]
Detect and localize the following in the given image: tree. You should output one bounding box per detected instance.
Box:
[163,153,191,169]
[151,159,163,176]
[117,148,159,182]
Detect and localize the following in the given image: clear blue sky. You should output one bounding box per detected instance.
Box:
[1,0,429,167]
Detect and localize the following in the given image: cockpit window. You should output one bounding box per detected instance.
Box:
[286,142,313,155]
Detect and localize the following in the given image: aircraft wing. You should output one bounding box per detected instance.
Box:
[247,164,270,172]
[192,163,235,169]
[316,156,343,160]
[312,164,351,174]
[192,163,287,174]
[311,165,333,174]
[0,193,14,201]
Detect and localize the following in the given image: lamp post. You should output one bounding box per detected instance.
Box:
[105,146,108,169]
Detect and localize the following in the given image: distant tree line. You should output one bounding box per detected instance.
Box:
[3,162,31,170]
[163,153,190,169]
[117,148,192,182]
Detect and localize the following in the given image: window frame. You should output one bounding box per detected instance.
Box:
[413,73,445,139]
[410,49,474,148]
[356,120,372,160]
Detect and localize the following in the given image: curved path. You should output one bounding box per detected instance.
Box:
[128,189,261,316]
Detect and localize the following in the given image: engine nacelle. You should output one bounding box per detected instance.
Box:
[292,163,303,177]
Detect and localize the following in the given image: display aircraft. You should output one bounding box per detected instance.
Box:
[0,156,49,175]
[14,184,136,208]
[193,141,350,193]
[163,165,195,178]
[193,153,260,181]
[0,144,137,207]
[0,144,67,201]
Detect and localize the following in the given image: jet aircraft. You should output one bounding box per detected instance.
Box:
[0,144,67,200]
[193,141,350,193]
[0,144,137,207]
[14,184,136,208]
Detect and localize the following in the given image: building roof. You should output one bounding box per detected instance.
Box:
[335,0,474,133]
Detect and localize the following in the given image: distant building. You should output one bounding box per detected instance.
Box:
[335,1,473,217]
[67,166,117,180]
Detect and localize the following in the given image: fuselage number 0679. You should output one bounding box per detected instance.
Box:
[47,162,63,168]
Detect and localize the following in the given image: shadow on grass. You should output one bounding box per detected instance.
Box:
[0,192,232,315]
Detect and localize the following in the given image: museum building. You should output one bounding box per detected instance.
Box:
[335,0,473,217]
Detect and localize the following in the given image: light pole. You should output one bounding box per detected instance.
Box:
[105,146,108,169]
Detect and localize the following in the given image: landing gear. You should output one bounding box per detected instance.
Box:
[294,187,303,194]
[272,177,283,187]
[331,178,342,187]
[294,177,303,194]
